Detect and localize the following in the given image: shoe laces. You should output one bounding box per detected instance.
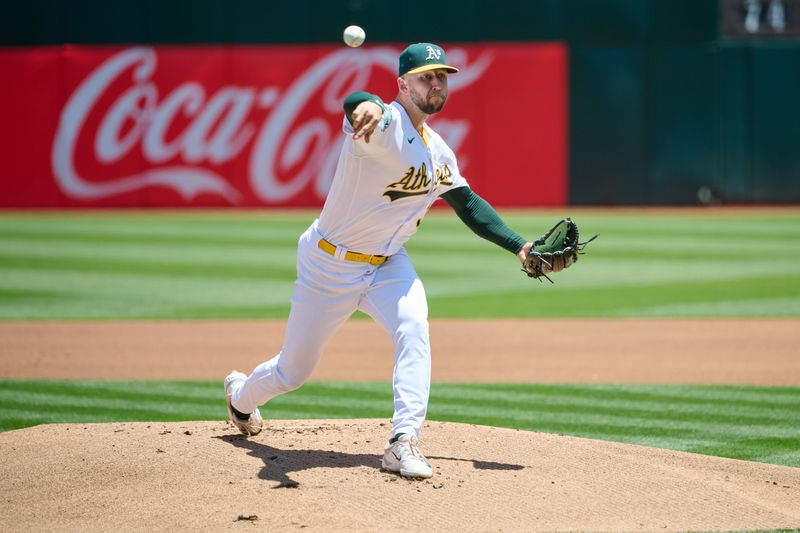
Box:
[396,436,428,462]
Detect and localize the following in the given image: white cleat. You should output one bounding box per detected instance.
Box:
[381,434,433,479]
[224,371,264,437]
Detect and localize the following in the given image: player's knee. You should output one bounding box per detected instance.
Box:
[275,364,312,392]
[395,316,430,346]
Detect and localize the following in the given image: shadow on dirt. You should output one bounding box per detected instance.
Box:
[215,434,526,488]
[427,456,525,471]
[215,434,380,488]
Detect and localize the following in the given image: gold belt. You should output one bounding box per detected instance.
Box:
[317,238,388,266]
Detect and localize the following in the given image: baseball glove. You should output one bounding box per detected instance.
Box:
[522,218,597,283]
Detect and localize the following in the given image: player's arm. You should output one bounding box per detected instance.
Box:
[440,186,533,264]
[343,92,392,143]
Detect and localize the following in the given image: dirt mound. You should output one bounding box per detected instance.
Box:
[1,420,799,532]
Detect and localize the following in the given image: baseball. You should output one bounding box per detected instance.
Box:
[343,25,366,47]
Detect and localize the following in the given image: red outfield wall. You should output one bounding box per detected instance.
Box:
[0,44,566,208]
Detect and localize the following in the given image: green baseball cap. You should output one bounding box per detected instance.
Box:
[398,43,460,76]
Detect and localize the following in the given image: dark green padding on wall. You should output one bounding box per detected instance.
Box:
[0,0,566,45]
[749,44,800,202]
[567,1,799,204]
[649,45,718,204]
[569,46,648,204]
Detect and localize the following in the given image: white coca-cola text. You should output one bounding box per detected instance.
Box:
[52,46,492,203]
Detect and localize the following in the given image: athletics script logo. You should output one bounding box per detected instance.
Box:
[51,46,492,205]
[383,163,454,202]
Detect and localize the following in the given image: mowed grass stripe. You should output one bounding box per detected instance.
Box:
[0,236,299,267]
[410,229,800,257]
[0,212,313,241]
[1,210,799,318]
[0,252,295,280]
[0,227,301,249]
[0,213,300,318]
[0,267,295,319]
[430,393,798,427]
[1,380,798,467]
[8,381,793,431]
[418,217,800,252]
[441,383,800,406]
[223,380,800,422]
[424,276,800,317]
[497,212,800,237]
[428,404,800,439]
[0,389,390,414]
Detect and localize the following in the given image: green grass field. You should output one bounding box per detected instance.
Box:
[1,209,798,319]
[2,380,799,467]
[1,209,799,470]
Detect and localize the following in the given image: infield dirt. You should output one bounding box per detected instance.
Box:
[1,318,799,383]
[1,318,799,532]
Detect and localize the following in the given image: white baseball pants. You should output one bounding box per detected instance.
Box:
[231,220,431,438]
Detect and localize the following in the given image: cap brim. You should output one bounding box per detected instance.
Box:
[405,63,460,75]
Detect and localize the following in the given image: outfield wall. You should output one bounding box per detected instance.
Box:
[1,0,798,206]
[0,43,566,208]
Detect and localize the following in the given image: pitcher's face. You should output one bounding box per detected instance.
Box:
[404,69,449,115]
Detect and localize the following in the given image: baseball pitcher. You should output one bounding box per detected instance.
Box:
[224,43,584,479]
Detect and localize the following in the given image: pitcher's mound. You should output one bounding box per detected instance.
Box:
[2,420,799,532]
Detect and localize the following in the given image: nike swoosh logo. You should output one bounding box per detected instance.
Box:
[407,137,415,144]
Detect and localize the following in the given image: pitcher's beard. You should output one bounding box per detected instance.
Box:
[412,92,446,115]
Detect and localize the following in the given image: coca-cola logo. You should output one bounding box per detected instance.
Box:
[51,46,492,204]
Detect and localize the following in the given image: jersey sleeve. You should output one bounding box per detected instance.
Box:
[434,154,469,196]
[342,91,392,135]
[447,165,468,191]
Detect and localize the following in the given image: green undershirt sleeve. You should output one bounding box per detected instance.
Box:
[343,91,389,126]
[440,186,527,254]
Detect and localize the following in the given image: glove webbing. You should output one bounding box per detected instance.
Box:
[576,234,599,251]
[523,234,599,284]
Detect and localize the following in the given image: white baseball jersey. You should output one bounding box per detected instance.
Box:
[317,101,468,256]
[231,98,461,443]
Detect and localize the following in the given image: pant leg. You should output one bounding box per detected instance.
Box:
[232,224,366,414]
[358,249,430,438]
